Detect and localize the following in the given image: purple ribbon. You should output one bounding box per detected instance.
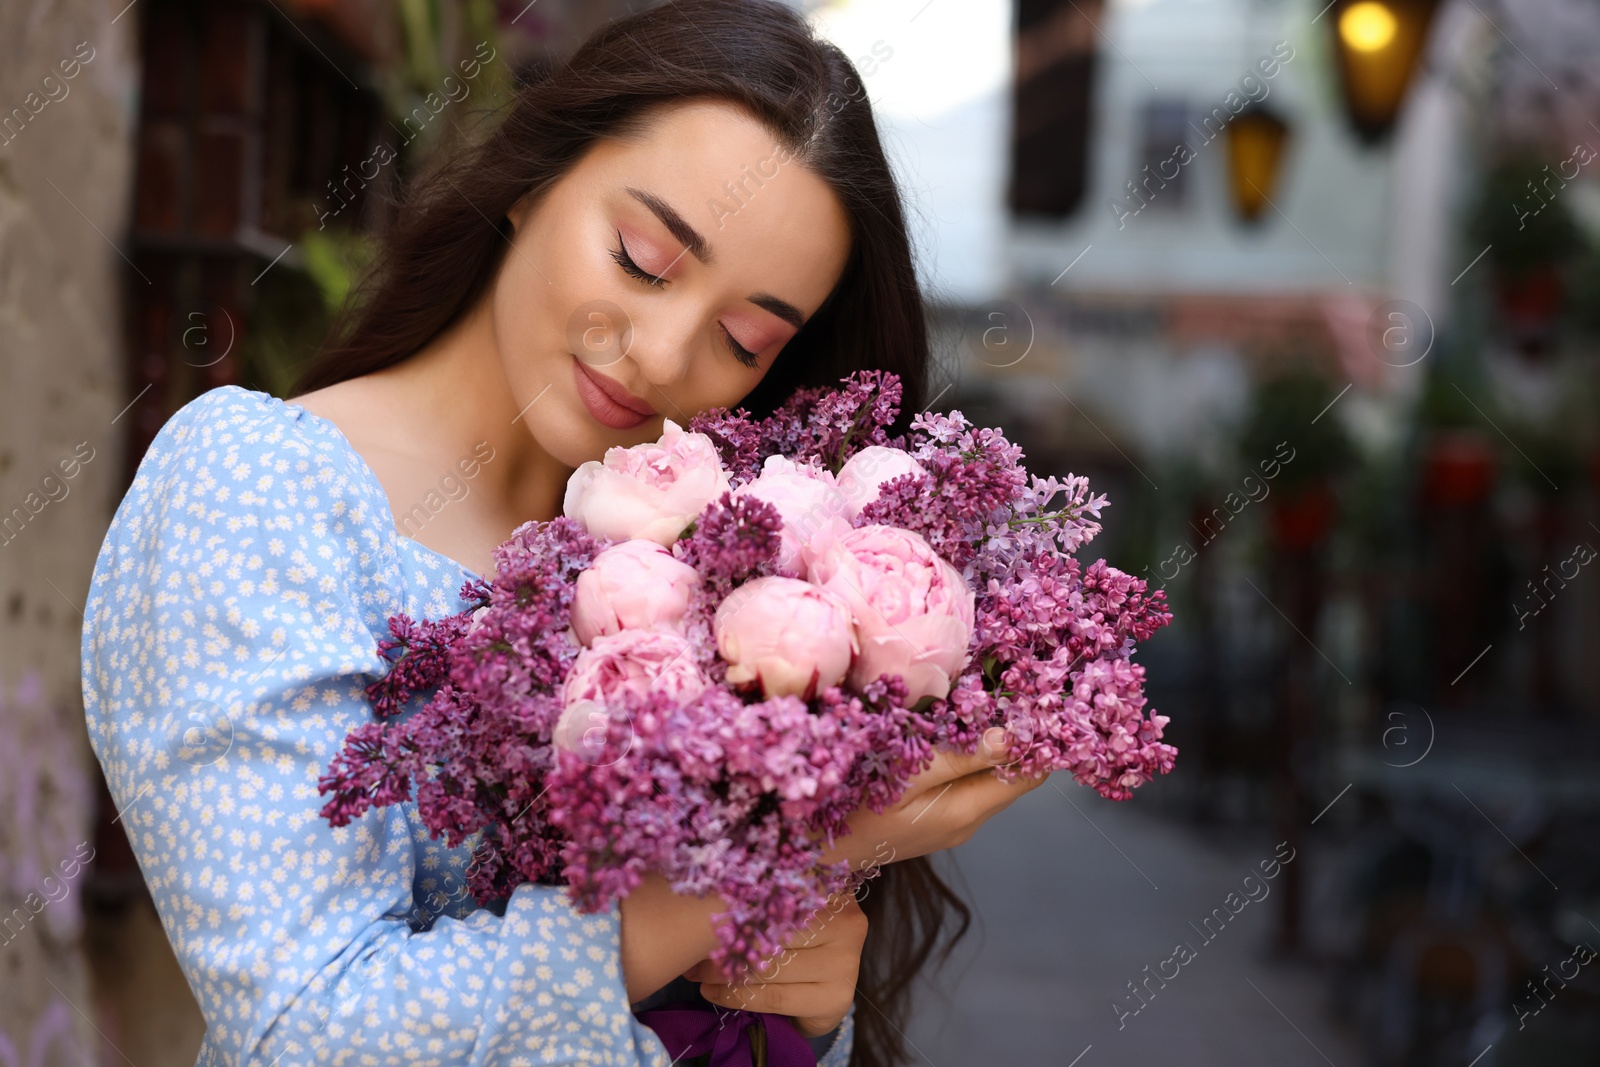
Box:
[637,1006,817,1067]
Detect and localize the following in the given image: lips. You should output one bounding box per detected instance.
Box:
[572,357,656,430]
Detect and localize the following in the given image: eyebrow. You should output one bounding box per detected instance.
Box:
[628,187,711,265]
[748,293,806,330]
[625,186,809,330]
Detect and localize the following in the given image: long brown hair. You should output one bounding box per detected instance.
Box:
[292,1,964,1062]
[293,0,929,437]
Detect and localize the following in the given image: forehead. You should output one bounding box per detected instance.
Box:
[579,100,853,313]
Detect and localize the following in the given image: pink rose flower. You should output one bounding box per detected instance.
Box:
[561,629,709,731]
[551,699,610,758]
[834,445,927,520]
[730,455,851,577]
[807,524,975,703]
[562,419,731,545]
[572,539,701,646]
[714,576,857,700]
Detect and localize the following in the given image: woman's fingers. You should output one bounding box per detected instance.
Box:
[919,764,1051,845]
[683,953,834,986]
[700,980,854,1038]
[681,959,717,984]
[821,734,1047,867]
[899,728,1013,798]
[691,896,866,1037]
[952,763,1050,817]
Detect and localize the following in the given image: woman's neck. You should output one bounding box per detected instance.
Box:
[376,301,574,525]
[295,299,575,576]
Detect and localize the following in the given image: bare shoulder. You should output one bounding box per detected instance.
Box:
[294,377,416,463]
[293,378,382,436]
[291,376,503,577]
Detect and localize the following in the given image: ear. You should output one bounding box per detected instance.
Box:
[505,191,536,235]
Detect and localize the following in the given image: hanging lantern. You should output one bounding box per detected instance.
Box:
[1327,0,1441,143]
[1224,106,1291,223]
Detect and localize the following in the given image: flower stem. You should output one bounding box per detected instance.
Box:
[1006,507,1083,529]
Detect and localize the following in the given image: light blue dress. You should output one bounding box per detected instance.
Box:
[81,386,853,1067]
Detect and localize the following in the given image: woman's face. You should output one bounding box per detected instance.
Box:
[494,100,853,468]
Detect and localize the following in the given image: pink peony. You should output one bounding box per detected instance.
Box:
[572,539,701,646]
[714,576,857,700]
[563,420,731,545]
[551,699,609,758]
[807,524,975,703]
[730,455,851,577]
[562,629,709,726]
[835,445,927,520]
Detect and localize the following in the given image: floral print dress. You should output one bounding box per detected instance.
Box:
[81,386,851,1066]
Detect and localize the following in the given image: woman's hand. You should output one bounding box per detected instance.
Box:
[820,727,1050,870]
[686,894,869,1038]
[619,730,1047,1004]
[619,874,728,1003]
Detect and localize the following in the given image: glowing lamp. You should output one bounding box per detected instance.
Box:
[1224,107,1292,223]
[1340,2,1397,52]
[1327,0,1440,144]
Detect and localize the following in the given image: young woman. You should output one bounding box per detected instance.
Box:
[82,3,1045,1064]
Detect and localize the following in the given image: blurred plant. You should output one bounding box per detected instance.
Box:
[300,227,378,316]
[1340,440,1408,560]
[238,264,327,399]
[242,1,508,398]
[1469,154,1586,282]
[1413,356,1487,430]
[1468,154,1588,356]
[1411,358,1580,499]
[1501,414,1586,499]
[1234,366,1356,553]
[384,0,512,159]
[399,0,447,90]
[1561,243,1600,338]
[1239,365,1356,494]
[241,229,376,398]
[1409,357,1499,510]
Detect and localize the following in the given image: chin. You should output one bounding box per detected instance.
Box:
[530,401,663,470]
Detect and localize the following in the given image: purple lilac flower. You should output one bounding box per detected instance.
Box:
[318,370,1175,977]
[689,370,907,481]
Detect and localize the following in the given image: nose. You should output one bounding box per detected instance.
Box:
[624,300,702,397]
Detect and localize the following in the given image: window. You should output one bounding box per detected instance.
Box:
[1008,0,1100,219]
[1137,99,1191,210]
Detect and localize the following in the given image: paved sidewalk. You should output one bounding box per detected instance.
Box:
[907,781,1366,1066]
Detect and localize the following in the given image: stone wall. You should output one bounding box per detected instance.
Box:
[0,0,137,1063]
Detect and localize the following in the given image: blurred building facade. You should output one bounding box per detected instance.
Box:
[817,0,1600,1060]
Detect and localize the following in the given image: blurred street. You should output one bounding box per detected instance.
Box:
[913,783,1366,1065]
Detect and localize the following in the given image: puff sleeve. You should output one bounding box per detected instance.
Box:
[82,388,672,1067]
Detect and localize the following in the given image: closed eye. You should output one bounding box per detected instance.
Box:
[612,230,762,369]
[721,325,760,370]
[610,232,666,288]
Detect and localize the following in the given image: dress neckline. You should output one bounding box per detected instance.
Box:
[273,390,488,585]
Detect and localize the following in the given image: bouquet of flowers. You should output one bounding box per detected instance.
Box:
[317,371,1174,980]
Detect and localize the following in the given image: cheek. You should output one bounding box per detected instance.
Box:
[491,272,549,380]
[492,228,600,376]
[687,341,777,415]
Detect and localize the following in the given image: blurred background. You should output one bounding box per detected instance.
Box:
[2,0,1598,1063]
